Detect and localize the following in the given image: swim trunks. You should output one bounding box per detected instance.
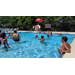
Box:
[1,45,6,48]
[13,37,20,41]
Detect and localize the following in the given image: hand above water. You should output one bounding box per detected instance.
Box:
[8,47,10,48]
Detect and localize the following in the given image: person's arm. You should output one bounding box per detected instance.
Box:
[38,38,41,40]
[18,34,21,41]
[69,45,71,49]
[62,44,71,53]
[5,39,10,48]
[12,34,14,40]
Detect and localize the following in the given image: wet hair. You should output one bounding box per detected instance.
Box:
[14,30,17,33]
[36,35,38,38]
[1,33,6,39]
[41,36,44,38]
[0,30,1,32]
[62,36,68,42]
[8,32,10,34]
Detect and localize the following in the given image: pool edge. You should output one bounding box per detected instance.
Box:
[18,30,75,34]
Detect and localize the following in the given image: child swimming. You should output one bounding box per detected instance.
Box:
[38,36,47,46]
[47,34,50,38]
[35,35,38,38]
[50,32,53,36]
[44,32,46,35]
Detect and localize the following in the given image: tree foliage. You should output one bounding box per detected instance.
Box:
[0,16,75,31]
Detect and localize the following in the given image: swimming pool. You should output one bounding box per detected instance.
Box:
[0,32,75,58]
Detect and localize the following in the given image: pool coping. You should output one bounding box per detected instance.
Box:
[17,30,75,58]
[18,30,75,34]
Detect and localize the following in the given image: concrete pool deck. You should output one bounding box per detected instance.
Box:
[17,30,75,58]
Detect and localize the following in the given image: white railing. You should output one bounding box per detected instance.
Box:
[0,28,19,31]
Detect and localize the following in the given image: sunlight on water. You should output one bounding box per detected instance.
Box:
[0,32,75,58]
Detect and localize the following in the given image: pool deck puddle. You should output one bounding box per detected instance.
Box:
[18,30,75,58]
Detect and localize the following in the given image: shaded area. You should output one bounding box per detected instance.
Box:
[0,16,75,31]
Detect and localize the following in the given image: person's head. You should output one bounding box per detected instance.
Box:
[8,32,10,35]
[41,36,44,39]
[50,32,52,34]
[60,33,62,35]
[44,32,45,34]
[14,30,17,33]
[35,35,38,38]
[62,36,68,42]
[1,33,6,39]
[0,30,1,33]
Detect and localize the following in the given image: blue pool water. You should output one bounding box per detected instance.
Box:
[0,32,75,58]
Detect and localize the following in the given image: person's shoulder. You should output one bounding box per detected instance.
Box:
[17,33,20,35]
[64,43,68,47]
[43,39,45,40]
[5,38,7,41]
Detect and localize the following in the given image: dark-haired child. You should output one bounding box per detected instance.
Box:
[38,36,44,42]
[1,33,10,51]
[35,35,38,38]
[58,36,71,58]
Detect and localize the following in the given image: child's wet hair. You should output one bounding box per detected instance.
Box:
[41,36,44,38]
[14,30,17,33]
[1,33,6,39]
[62,36,68,42]
[36,35,38,37]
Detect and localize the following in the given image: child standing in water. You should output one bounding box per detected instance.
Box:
[8,32,13,39]
[44,32,46,35]
[38,36,44,42]
[47,34,50,38]
[1,33,10,51]
[35,35,38,38]
[38,36,47,46]
[50,32,53,36]
[12,30,20,42]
